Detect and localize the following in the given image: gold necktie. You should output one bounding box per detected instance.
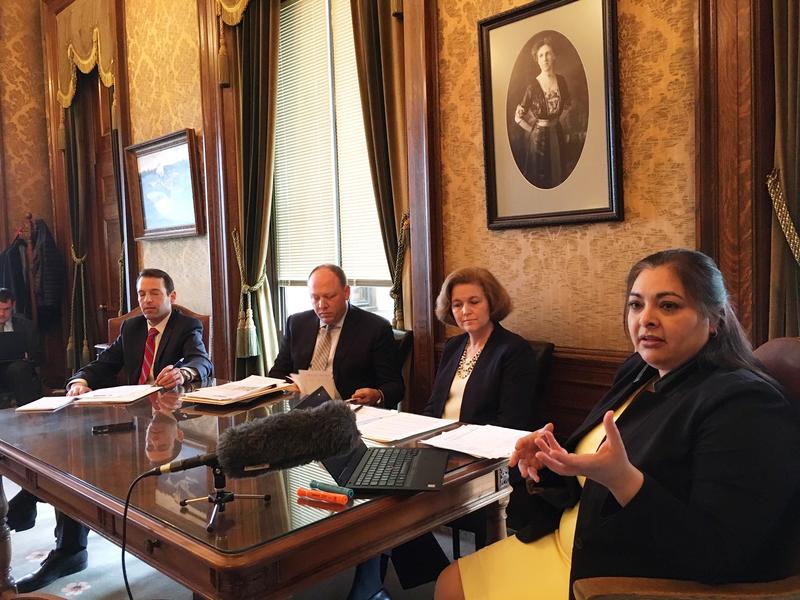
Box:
[310,325,333,370]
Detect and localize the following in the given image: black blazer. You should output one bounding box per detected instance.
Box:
[70,309,212,388]
[518,353,800,594]
[423,323,542,431]
[269,304,404,408]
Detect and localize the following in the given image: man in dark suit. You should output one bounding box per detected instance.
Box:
[269,264,403,408]
[0,287,43,407]
[12,268,212,593]
[269,264,403,600]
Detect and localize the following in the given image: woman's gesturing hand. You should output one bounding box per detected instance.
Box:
[509,423,554,483]
[534,411,644,506]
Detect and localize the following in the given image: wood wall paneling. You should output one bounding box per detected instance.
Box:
[197,0,236,380]
[404,0,444,413]
[696,0,773,346]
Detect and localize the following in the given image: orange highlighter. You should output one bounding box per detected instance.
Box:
[297,487,349,505]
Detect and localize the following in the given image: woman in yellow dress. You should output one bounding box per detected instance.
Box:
[436,249,800,599]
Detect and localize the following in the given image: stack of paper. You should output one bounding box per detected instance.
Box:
[73,385,161,405]
[356,410,456,443]
[182,375,293,405]
[289,370,339,399]
[16,396,74,413]
[420,424,531,459]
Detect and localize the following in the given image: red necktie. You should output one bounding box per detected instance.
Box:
[138,327,159,384]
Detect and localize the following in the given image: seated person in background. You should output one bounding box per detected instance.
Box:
[11,268,212,593]
[269,263,404,408]
[424,266,542,429]
[269,264,403,600]
[387,268,547,594]
[0,287,43,407]
[435,248,800,600]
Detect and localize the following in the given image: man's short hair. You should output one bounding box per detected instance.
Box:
[308,264,347,287]
[137,268,175,294]
[0,288,15,303]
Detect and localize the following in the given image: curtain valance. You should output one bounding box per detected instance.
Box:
[218,0,252,26]
[56,0,116,108]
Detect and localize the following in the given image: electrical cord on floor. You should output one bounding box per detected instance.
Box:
[122,471,151,600]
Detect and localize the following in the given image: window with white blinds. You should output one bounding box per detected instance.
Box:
[274,0,391,288]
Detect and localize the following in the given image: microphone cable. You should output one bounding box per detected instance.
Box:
[122,471,151,600]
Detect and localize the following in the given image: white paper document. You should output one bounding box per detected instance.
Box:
[183,375,292,405]
[73,384,161,405]
[350,405,395,426]
[289,370,339,400]
[420,424,531,459]
[16,396,74,413]
[357,411,456,443]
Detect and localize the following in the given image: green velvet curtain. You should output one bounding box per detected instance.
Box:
[233,0,280,378]
[768,1,800,337]
[351,0,410,328]
[64,73,97,370]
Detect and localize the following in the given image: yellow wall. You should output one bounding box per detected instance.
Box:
[437,0,695,351]
[125,0,212,315]
[0,1,52,240]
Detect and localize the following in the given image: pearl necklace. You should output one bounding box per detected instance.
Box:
[456,346,482,379]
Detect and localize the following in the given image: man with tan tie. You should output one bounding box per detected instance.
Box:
[11,268,212,592]
[269,264,404,408]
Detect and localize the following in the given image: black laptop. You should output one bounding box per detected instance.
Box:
[0,332,26,362]
[296,387,450,492]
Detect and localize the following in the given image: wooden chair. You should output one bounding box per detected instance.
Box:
[573,337,800,600]
[95,304,210,357]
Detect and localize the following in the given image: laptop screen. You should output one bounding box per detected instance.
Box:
[0,332,26,361]
[321,439,369,486]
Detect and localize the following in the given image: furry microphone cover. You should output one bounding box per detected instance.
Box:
[216,400,360,477]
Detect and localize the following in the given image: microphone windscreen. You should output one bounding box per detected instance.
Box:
[216,400,360,477]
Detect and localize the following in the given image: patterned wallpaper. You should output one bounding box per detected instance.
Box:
[0,2,52,241]
[125,0,212,316]
[437,0,695,351]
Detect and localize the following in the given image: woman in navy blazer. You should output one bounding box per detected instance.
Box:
[423,267,543,430]
[435,250,800,600]
[387,268,545,594]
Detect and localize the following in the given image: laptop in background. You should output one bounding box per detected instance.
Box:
[0,332,26,362]
[296,387,450,492]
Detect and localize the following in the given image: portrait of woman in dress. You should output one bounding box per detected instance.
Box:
[507,32,588,189]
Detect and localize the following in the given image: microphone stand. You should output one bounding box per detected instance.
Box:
[180,466,270,532]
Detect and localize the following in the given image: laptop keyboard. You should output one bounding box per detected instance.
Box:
[353,447,419,488]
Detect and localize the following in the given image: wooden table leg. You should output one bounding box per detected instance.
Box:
[0,476,16,598]
[485,466,510,544]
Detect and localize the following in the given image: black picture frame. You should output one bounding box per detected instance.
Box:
[479,0,622,229]
[125,129,205,240]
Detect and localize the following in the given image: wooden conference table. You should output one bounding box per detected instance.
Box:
[0,386,510,599]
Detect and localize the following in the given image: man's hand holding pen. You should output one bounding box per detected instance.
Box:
[155,359,188,389]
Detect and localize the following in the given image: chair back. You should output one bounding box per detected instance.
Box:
[754,337,800,403]
[754,337,800,575]
[392,329,413,411]
[108,305,210,350]
[528,339,555,401]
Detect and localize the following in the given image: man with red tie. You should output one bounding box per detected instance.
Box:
[11,268,212,592]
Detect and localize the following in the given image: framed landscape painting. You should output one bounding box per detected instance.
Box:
[126,129,205,240]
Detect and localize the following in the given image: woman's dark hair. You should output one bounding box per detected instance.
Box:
[531,36,556,58]
[435,267,512,327]
[625,249,764,374]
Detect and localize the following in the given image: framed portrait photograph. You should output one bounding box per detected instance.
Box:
[479,0,622,229]
[126,129,205,240]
